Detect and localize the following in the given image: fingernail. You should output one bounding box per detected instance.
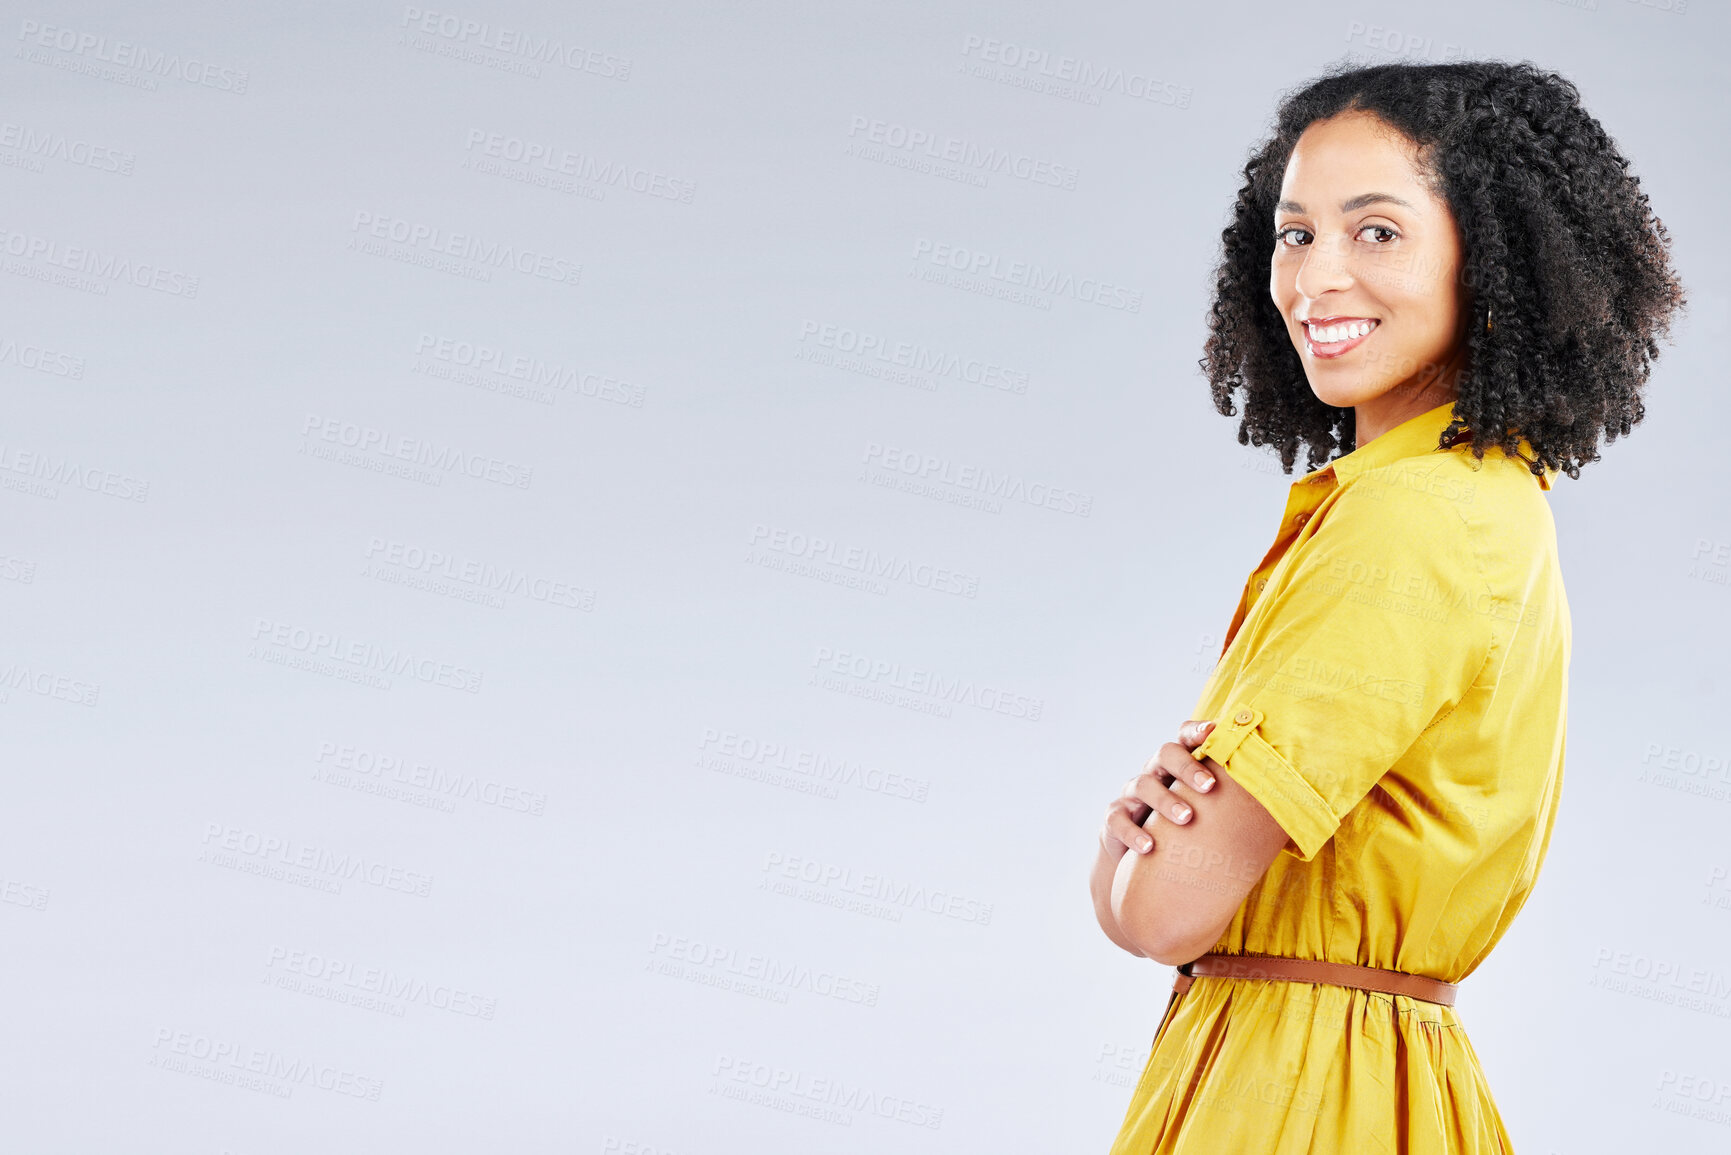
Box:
[1197,773,1215,791]
[1174,804,1191,821]
[1139,837,1153,853]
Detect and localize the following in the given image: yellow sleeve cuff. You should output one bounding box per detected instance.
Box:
[1190,704,1341,863]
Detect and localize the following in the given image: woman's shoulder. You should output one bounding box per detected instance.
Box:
[1348,440,1555,526]
[1332,441,1562,580]
[1445,440,1560,537]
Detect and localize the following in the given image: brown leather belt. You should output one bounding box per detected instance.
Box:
[1174,953,1458,1006]
[1154,952,1458,1045]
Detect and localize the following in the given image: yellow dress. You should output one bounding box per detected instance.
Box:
[1109,401,1570,1154]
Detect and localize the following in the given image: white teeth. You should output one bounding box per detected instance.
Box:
[1306,319,1375,344]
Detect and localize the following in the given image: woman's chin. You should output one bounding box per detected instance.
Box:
[1304,380,1385,410]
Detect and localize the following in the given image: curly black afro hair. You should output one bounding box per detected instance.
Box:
[1202,59,1687,480]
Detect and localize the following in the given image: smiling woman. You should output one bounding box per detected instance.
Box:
[1269,111,1475,448]
[1090,59,1685,1154]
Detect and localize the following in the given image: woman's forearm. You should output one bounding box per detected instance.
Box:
[1090,835,1147,957]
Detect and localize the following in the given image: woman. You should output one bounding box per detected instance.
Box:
[1088,61,1684,1153]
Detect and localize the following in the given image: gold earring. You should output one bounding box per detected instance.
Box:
[1485,305,1494,333]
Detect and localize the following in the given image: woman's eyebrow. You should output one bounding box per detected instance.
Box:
[1275,192,1416,214]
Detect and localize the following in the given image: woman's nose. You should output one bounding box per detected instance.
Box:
[1293,235,1356,299]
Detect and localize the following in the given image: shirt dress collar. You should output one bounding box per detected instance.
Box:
[1301,401,1556,491]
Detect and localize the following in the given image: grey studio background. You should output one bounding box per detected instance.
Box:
[1,1,1726,1152]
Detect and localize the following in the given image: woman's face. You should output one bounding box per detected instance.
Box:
[1269,110,1470,417]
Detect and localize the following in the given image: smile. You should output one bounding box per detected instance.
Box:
[1302,318,1378,359]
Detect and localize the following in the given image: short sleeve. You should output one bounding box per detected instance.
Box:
[1187,476,1494,862]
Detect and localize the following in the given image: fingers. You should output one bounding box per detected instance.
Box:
[1155,739,1218,796]
[1129,755,1196,826]
[1120,776,1152,821]
[1107,805,1155,855]
[1179,718,1216,748]
[1107,725,1224,855]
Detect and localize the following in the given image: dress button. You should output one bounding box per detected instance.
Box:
[1294,511,1310,526]
[1233,708,1255,725]
[1256,577,1268,591]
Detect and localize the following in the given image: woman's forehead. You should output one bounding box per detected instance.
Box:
[1280,116,1438,209]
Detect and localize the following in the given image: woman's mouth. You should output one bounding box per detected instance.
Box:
[1302,318,1379,359]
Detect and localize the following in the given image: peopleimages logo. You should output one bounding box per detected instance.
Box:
[150,1027,382,1100]
[797,319,1028,394]
[265,945,497,1019]
[349,211,581,286]
[0,442,148,501]
[398,7,632,79]
[910,238,1141,312]
[0,223,199,297]
[249,616,484,694]
[711,1053,944,1129]
[748,524,979,598]
[413,333,645,407]
[862,442,1092,516]
[17,20,250,93]
[648,931,882,1007]
[300,414,534,489]
[314,740,548,815]
[762,850,995,926]
[0,659,100,706]
[201,822,435,898]
[0,121,135,175]
[956,35,1192,109]
[0,334,85,378]
[364,536,593,611]
[463,130,694,202]
[810,645,1043,721]
[698,726,931,803]
[845,115,1079,189]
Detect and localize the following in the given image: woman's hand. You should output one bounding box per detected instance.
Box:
[1100,719,1220,856]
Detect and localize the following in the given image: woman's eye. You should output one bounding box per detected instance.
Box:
[1361,225,1398,243]
[1274,227,1310,247]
